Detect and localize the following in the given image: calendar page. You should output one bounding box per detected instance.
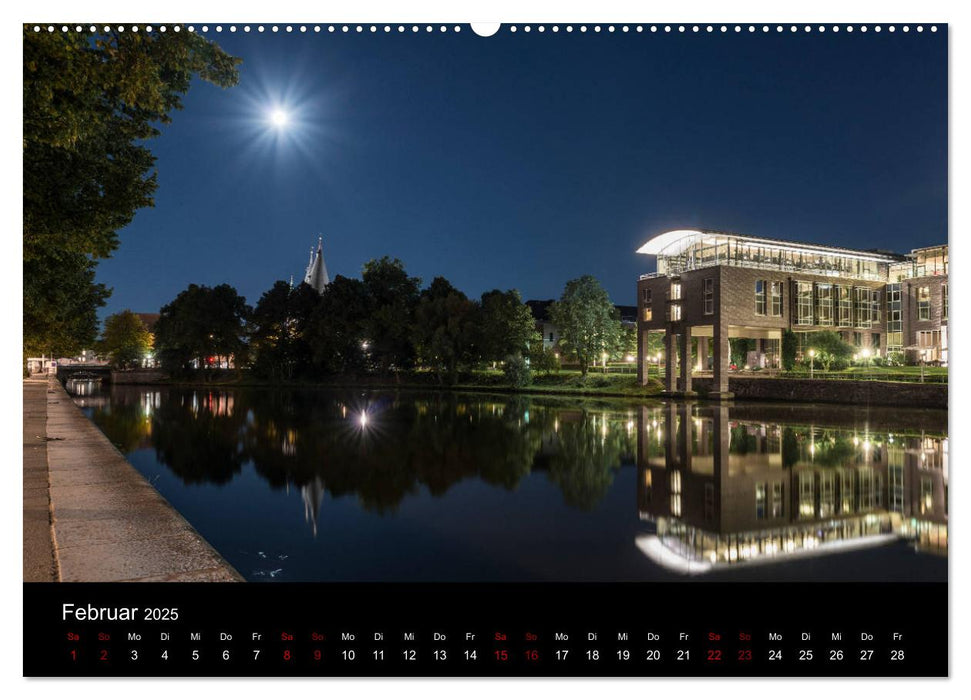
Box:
[22,12,948,680]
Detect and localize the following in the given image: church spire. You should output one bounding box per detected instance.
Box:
[303,235,330,293]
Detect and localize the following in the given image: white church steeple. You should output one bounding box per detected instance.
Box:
[303,236,330,293]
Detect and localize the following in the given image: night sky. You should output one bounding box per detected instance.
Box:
[96,26,947,317]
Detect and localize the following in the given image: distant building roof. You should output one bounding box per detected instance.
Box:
[636,228,906,262]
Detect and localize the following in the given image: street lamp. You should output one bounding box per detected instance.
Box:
[808,348,816,379]
[861,347,871,376]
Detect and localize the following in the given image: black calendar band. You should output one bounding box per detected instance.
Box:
[24,582,947,677]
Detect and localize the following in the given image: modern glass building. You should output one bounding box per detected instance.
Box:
[635,229,948,396]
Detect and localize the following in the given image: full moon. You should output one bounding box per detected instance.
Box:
[270,109,288,127]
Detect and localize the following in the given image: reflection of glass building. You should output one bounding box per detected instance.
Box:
[635,230,948,396]
[635,403,947,573]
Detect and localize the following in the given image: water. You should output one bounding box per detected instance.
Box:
[67,381,947,583]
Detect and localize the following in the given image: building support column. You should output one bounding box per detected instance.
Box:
[637,329,647,386]
[680,329,695,396]
[664,332,677,393]
[710,322,734,400]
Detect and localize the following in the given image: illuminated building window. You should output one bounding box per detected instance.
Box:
[815,283,833,326]
[669,304,682,322]
[642,288,652,322]
[886,283,903,354]
[917,286,931,320]
[837,285,852,327]
[704,278,714,315]
[770,281,783,316]
[771,482,784,518]
[671,282,682,300]
[855,287,872,329]
[755,280,767,316]
[796,282,814,325]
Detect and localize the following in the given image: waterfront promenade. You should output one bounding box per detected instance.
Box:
[22,378,242,582]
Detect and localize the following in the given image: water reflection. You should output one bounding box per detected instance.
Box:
[69,383,946,581]
[636,403,947,574]
[79,385,636,529]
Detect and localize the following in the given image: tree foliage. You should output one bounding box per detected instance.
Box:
[24,249,109,357]
[306,276,371,375]
[98,309,152,369]
[413,277,478,381]
[23,26,240,356]
[477,289,536,365]
[806,330,855,371]
[361,257,422,373]
[550,276,622,376]
[249,282,319,380]
[153,284,250,375]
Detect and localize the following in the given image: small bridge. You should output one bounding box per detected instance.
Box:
[56,364,112,383]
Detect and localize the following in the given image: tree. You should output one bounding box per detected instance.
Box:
[806,331,855,371]
[98,310,153,369]
[361,257,421,373]
[24,249,109,357]
[550,276,622,377]
[249,281,319,380]
[306,275,371,375]
[413,277,478,382]
[477,289,536,365]
[23,27,240,356]
[502,353,533,388]
[782,329,799,372]
[153,284,250,376]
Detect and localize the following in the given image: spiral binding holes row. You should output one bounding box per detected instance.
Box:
[30,24,939,35]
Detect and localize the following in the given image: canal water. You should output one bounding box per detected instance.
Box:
[67,382,947,583]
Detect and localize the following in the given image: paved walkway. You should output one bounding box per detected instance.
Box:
[30,379,243,582]
[23,378,57,581]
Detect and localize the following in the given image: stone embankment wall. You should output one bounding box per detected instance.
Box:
[690,377,946,410]
[44,381,243,582]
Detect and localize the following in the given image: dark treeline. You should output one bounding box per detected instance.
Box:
[154,256,546,383]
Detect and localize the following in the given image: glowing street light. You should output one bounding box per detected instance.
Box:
[808,348,816,379]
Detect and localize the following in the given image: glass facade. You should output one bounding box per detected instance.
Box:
[653,231,895,281]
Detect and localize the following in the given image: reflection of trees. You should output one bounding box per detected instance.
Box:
[89,401,152,454]
[92,386,636,513]
[544,411,632,511]
[244,392,548,514]
[149,392,248,484]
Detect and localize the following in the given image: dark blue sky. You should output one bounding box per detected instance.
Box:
[97,26,947,316]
